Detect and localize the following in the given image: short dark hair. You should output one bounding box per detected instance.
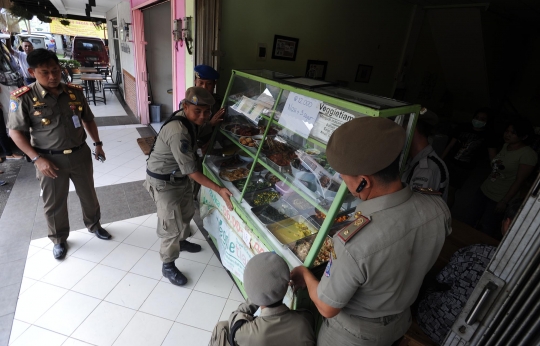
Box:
[505,198,523,220]
[371,154,401,185]
[506,118,534,140]
[416,120,434,138]
[27,48,59,69]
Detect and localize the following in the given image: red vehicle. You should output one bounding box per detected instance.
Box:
[71,36,109,66]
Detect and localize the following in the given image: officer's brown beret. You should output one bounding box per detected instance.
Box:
[326,117,405,176]
[184,86,215,107]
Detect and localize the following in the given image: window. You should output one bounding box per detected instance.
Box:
[76,40,103,52]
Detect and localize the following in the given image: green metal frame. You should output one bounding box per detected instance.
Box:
[203,69,421,273]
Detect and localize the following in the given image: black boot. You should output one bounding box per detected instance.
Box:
[180,240,201,253]
[53,243,67,259]
[162,262,188,286]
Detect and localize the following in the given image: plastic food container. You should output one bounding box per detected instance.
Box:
[266,215,318,245]
[275,181,293,197]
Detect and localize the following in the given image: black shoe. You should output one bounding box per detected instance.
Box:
[162,262,188,286]
[53,243,67,259]
[93,227,111,240]
[180,240,201,253]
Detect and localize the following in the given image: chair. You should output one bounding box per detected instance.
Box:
[102,67,121,105]
[66,67,89,99]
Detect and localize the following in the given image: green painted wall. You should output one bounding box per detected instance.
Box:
[185,0,195,88]
[219,0,413,97]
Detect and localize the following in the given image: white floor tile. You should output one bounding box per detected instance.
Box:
[15,282,68,324]
[72,264,127,299]
[41,257,97,289]
[161,258,206,289]
[228,286,245,302]
[61,338,94,346]
[107,166,137,178]
[129,250,163,280]
[93,175,122,188]
[149,239,160,252]
[101,244,147,271]
[26,246,41,259]
[139,282,191,321]
[219,299,241,321]
[71,238,120,263]
[35,291,101,336]
[18,278,37,297]
[71,301,136,346]
[179,238,213,265]
[59,232,95,256]
[11,326,67,346]
[122,214,151,226]
[102,221,139,242]
[30,237,51,248]
[122,225,157,249]
[194,265,234,298]
[176,291,227,331]
[104,273,158,310]
[23,249,62,280]
[8,320,30,345]
[140,214,157,229]
[207,254,223,268]
[161,323,211,346]
[112,312,173,346]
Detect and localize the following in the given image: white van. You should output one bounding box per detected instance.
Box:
[14,34,46,50]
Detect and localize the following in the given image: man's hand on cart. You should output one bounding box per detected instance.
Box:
[219,187,234,210]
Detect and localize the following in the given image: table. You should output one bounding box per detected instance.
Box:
[79,67,98,73]
[81,74,106,105]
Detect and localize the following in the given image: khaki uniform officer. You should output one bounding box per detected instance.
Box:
[209,252,316,346]
[402,111,449,201]
[291,117,451,346]
[7,49,111,260]
[144,86,233,286]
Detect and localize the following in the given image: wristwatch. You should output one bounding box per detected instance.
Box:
[31,155,41,163]
[93,141,103,147]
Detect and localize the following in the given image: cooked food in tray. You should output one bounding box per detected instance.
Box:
[233,178,271,193]
[267,217,317,245]
[265,172,281,184]
[253,190,280,206]
[258,125,279,136]
[247,161,266,172]
[314,210,350,224]
[220,155,245,168]
[239,136,258,147]
[223,123,260,137]
[292,236,335,266]
[219,167,250,181]
[252,204,293,225]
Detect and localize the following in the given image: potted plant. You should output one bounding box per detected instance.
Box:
[59,59,81,75]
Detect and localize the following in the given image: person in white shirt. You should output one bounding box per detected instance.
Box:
[8,39,36,85]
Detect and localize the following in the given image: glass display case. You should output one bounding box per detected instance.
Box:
[201,69,421,290]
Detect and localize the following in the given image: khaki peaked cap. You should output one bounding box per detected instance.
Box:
[243,252,290,306]
[184,86,215,107]
[327,117,405,176]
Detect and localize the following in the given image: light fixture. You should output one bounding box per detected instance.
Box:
[89,0,96,6]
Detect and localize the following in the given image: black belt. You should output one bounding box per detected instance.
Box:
[146,169,186,181]
[35,143,85,155]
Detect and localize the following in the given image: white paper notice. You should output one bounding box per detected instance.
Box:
[278,92,321,138]
[311,103,356,143]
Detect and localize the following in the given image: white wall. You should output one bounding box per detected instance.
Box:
[144,2,174,117]
[117,1,135,77]
[106,6,117,75]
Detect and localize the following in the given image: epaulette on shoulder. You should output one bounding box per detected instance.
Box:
[67,83,83,90]
[337,215,370,243]
[10,86,31,98]
[413,187,442,196]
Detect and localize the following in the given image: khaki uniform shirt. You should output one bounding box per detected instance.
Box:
[7,82,93,150]
[146,110,198,177]
[229,303,315,346]
[402,145,449,201]
[318,186,451,318]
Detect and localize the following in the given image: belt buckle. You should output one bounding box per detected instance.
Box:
[63,149,73,154]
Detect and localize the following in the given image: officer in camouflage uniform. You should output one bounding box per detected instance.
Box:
[144,87,233,286]
[8,49,111,260]
[290,117,451,346]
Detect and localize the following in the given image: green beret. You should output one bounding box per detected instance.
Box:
[184,86,215,107]
[326,117,405,176]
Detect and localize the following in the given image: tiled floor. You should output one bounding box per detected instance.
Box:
[10,214,243,346]
[89,92,128,118]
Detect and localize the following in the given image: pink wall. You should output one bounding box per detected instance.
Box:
[130,0,186,123]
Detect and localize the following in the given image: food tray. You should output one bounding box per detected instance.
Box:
[251,204,298,225]
[219,167,250,182]
[264,172,282,185]
[243,188,281,207]
[287,234,334,267]
[307,209,354,231]
[219,155,245,169]
[266,215,318,246]
[232,177,272,193]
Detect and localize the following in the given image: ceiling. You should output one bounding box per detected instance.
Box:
[10,0,128,22]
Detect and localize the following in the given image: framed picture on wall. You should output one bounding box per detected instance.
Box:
[272,35,299,61]
[305,60,328,80]
[355,64,373,83]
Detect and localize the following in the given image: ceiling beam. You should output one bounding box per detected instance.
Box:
[49,0,67,15]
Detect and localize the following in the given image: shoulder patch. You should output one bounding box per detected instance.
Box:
[337,215,370,243]
[180,139,189,153]
[9,99,19,112]
[10,86,31,98]
[413,187,442,196]
[67,83,83,90]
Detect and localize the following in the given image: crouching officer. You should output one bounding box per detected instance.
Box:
[144,87,233,286]
[7,49,111,260]
[290,117,451,346]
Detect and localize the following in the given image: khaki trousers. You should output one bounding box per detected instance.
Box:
[37,144,101,244]
[208,321,230,346]
[317,308,411,346]
[144,175,195,263]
